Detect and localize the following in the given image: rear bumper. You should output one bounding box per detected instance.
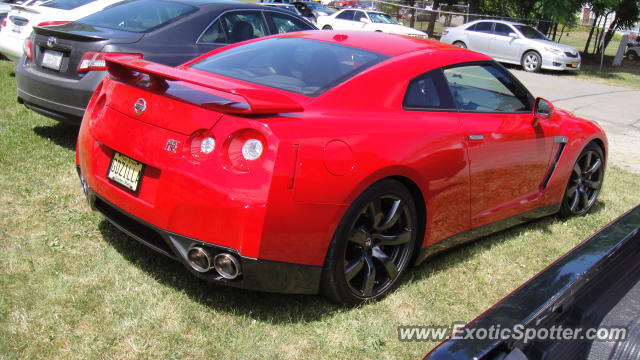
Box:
[83,183,322,294]
[15,58,105,123]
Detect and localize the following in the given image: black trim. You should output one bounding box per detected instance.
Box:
[425,205,640,360]
[415,203,561,265]
[87,189,322,294]
[541,140,567,190]
[21,100,83,124]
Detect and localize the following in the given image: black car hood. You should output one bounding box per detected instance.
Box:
[33,23,144,44]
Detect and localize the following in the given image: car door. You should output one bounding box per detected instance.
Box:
[333,9,355,29]
[197,10,269,54]
[443,62,555,228]
[489,22,522,62]
[350,10,367,29]
[465,21,494,54]
[401,69,471,243]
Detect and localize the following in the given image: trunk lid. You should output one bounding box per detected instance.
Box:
[32,24,143,79]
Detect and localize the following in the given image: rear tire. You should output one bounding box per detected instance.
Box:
[321,179,417,305]
[322,25,333,30]
[453,41,467,49]
[559,142,605,217]
[522,50,542,72]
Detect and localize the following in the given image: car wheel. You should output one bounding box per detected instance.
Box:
[453,41,467,49]
[521,51,542,72]
[559,142,605,217]
[628,51,638,61]
[321,179,417,305]
[323,25,333,30]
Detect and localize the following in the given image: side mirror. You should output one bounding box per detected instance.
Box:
[533,97,554,125]
[360,17,371,24]
[508,32,519,39]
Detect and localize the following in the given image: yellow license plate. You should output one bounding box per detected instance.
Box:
[107,152,144,192]
[571,62,578,67]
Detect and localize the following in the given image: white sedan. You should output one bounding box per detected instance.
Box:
[0,0,122,61]
[317,9,427,38]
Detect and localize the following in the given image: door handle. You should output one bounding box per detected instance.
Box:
[468,135,484,141]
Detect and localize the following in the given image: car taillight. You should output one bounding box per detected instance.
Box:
[37,21,71,27]
[222,129,266,171]
[23,37,33,60]
[77,52,143,72]
[187,130,216,162]
[1,19,6,28]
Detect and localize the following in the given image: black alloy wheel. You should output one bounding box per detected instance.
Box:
[560,142,605,217]
[321,179,417,304]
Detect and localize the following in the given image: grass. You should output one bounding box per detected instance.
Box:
[0,58,639,360]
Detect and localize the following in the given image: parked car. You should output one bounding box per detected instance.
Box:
[333,0,355,8]
[0,0,124,61]
[426,205,640,360]
[260,3,307,19]
[16,0,316,123]
[626,43,639,61]
[317,9,427,38]
[77,30,606,304]
[292,1,333,23]
[440,20,581,72]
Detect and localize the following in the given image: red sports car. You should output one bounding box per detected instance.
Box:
[76,31,607,304]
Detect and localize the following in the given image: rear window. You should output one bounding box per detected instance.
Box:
[191,37,389,97]
[40,0,94,10]
[74,0,196,33]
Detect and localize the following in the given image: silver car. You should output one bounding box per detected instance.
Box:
[440,20,581,72]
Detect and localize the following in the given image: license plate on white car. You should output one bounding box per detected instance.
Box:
[41,50,64,71]
[11,25,23,33]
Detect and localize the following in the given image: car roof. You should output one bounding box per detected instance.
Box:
[122,0,273,10]
[279,30,489,59]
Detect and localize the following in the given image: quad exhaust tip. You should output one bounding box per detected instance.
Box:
[186,246,241,279]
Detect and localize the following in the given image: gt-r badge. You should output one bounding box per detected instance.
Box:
[134,98,147,114]
[165,139,180,153]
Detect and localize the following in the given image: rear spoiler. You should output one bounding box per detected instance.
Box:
[105,56,304,115]
[9,4,40,14]
[33,26,108,41]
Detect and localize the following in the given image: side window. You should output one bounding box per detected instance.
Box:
[466,23,476,31]
[336,10,354,20]
[199,19,226,43]
[353,11,367,22]
[221,11,268,44]
[494,23,513,36]
[270,12,312,34]
[472,21,493,33]
[403,69,455,110]
[443,64,530,112]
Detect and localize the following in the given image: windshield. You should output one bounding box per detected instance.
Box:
[270,4,300,15]
[74,0,196,33]
[515,25,548,40]
[305,2,324,9]
[40,0,94,10]
[369,12,400,24]
[191,37,389,97]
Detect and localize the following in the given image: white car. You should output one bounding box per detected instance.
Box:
[440,19,581,72]
[317,9,427,38]
[0,0,122,61]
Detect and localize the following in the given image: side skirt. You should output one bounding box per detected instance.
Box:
[415,203,561,265]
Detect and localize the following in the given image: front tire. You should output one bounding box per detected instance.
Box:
[322,25,333,30]
[453,41,467,49]
[522,50,542,72]
[559,142,605,217]
[628,51,638,61]
[321,179,417,305]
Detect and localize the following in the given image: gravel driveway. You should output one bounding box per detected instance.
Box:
[511,70,640,174]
